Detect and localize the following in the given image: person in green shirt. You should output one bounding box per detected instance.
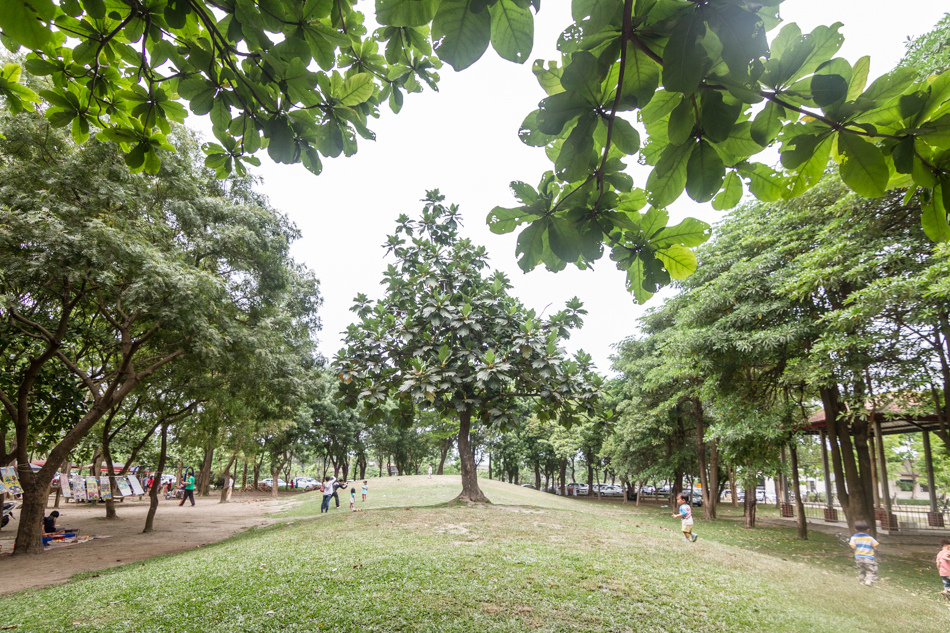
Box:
[178,473,195,507]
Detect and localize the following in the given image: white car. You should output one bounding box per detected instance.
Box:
[566,482,589,495]
[595,484,624,497]
[293,477,319,489]
[261,478,287,488]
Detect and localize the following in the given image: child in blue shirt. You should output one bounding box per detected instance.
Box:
[848,520,880,586]
[672,492,698,543]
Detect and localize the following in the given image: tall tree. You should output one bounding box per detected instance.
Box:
[0,112,318,554]
[336,191,601,502]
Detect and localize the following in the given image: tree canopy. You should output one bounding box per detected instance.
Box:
[335,191,602,501]
[3,1,950,301]
[0,110,319,553]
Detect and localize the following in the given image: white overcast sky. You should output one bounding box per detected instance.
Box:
[219,1,948,374]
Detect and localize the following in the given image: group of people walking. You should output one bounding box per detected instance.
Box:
[320,476,368,513]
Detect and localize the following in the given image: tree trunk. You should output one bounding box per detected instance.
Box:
[437,438,451,475]
[730,467,738,508]
[219,452,237,503]
[671,469,682,507]
[143,424,168,533]
[790,443,808,540]
[693,398,718,520]
[823,384,874,534]
[743,474,758,528]
[253,452,263,488]
[708,441,719,518]
[585,453,594,496]
[456,409,489,503]
[559,458,567,496]
[102,420,119,520]
[534,461,541,490]
[198,446,214,496]
[851,416,877,529]
[270,461,281,499]
[241,460,248,489]
[821,386,852,518]
[11,477,47,554]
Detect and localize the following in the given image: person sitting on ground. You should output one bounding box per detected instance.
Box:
[43,511,64,536]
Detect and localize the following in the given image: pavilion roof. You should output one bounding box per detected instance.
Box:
[803,398,946,436]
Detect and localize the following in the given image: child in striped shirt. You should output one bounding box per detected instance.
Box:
[848,520,879,586]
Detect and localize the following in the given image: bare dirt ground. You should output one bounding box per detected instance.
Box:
[0,490,309,595]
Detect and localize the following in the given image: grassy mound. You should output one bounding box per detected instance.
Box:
[2,476,947,632]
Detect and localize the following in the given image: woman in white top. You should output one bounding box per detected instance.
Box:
[321,476,335,513]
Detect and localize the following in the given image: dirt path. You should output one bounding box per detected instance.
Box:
[0,491,308,595]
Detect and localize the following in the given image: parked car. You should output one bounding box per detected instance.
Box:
[655,485,670,497]
[687,490,704,506]
[755,489,776,503]
[595,484,624,497]
[640,485,657,495]
[261,478,287,488]
[293,477,319,489]
[566,482,589,496]
[521,483,536,489]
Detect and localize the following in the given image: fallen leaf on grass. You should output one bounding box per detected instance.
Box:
[353,564,362,569]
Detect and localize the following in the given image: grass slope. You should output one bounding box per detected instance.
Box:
[2,476,948,632]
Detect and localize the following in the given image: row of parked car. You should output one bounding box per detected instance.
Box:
[261,477,322,490]
[720,488,777,503]
[521,482,626,497]
[520,481,778,506]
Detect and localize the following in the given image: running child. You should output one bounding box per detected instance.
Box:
[350,487,357,511]
[848,520,879,586]
[361,480,368,502]
[672,492,698,543]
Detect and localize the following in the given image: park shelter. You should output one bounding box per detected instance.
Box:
[804,400,948,532]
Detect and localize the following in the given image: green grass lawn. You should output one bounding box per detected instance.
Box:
[2,476,948,632]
